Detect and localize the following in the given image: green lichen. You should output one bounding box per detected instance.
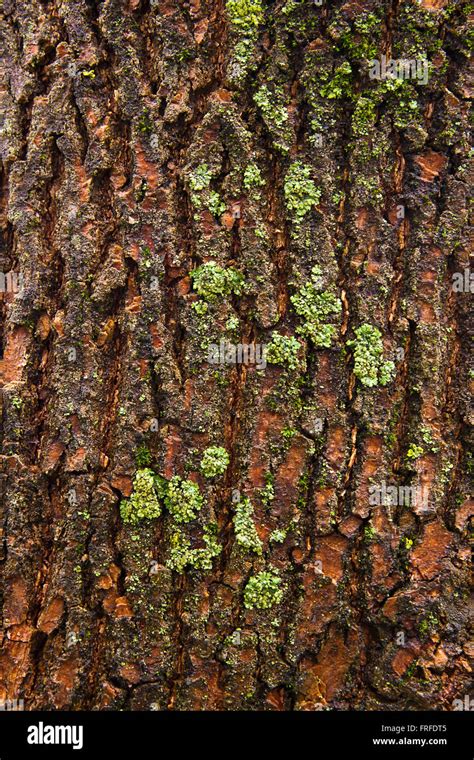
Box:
[164,476,203,523]
[226,0,263,78]
[347,324,395,388]
[167,523,222,573]
[135,444,152,467]
[226,315,240,331]
[290,266,341,348]
[208,191,226,218]
[226,0,263,32]
[269,528,287,544]
[319,62,353,100]
[188,164,226,217]
[188,164,215,211]
[351,96,377,137]
[283,162,321,227]
[281,426,296,441]
[189,163,212,194]
[337,12,381,60]
[244,570,283,610]
[406,444,424,460]
[259,472,275,508]
[418,612,439,638]
[137,109,153,133]
[233,497,262,555]
[254,85,289,128]
[190,262,245,302]
[266,332,301,371]
[200,446,230,478]
[421,426,439,453]
[243,162,264,190]
[191,300,208,316]
[120,468,162,524]
[364,524,376,541]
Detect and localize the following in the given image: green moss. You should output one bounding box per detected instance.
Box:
[11,396,22,410]
[190,262,244,302]
[164,476,203,523]
[266,332,302,371]
[226,0,263,32]
[283,162,321,227]
[120,468,162,524]
[290,265,341,347]
[244,570,283,610]
[347,324,395,388]
[233,497,262,555]
[200,446,230,478]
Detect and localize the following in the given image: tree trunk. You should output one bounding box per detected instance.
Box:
[0,0,471,711]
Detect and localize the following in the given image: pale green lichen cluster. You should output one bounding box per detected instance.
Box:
[233,497,262,555]
[164,475,203,523]
[226,0,264,80]
[254,85,289,128]
[319,62,353,100]
[188,164,225,218]
[266,332,301,371]
[120,468,162,524]
[243,162,264,191]
[200,446,230,478]
[407,444,424,460]
[167,523,222,573]
[226,0,263,32]
[190,262,245,303]
[120,468,222,574]
[208,191,226,218]
[347,324,395,388]
[290,266,342,348]
[284,161,321,227]
[253,85,292,153]
[189,163,212,198]
[243,570,283,609]
[351,96,377,137]
[269,528,287,544]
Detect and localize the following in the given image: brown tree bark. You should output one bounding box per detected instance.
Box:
[0,0,472,711]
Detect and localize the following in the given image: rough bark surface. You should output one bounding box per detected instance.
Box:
[0,0,472,711]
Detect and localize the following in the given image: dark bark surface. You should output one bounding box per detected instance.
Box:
[0,0,472,710]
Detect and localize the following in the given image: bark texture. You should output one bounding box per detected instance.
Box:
[0,0,472,710]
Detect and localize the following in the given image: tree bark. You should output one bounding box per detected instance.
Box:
[0,0,471,711]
